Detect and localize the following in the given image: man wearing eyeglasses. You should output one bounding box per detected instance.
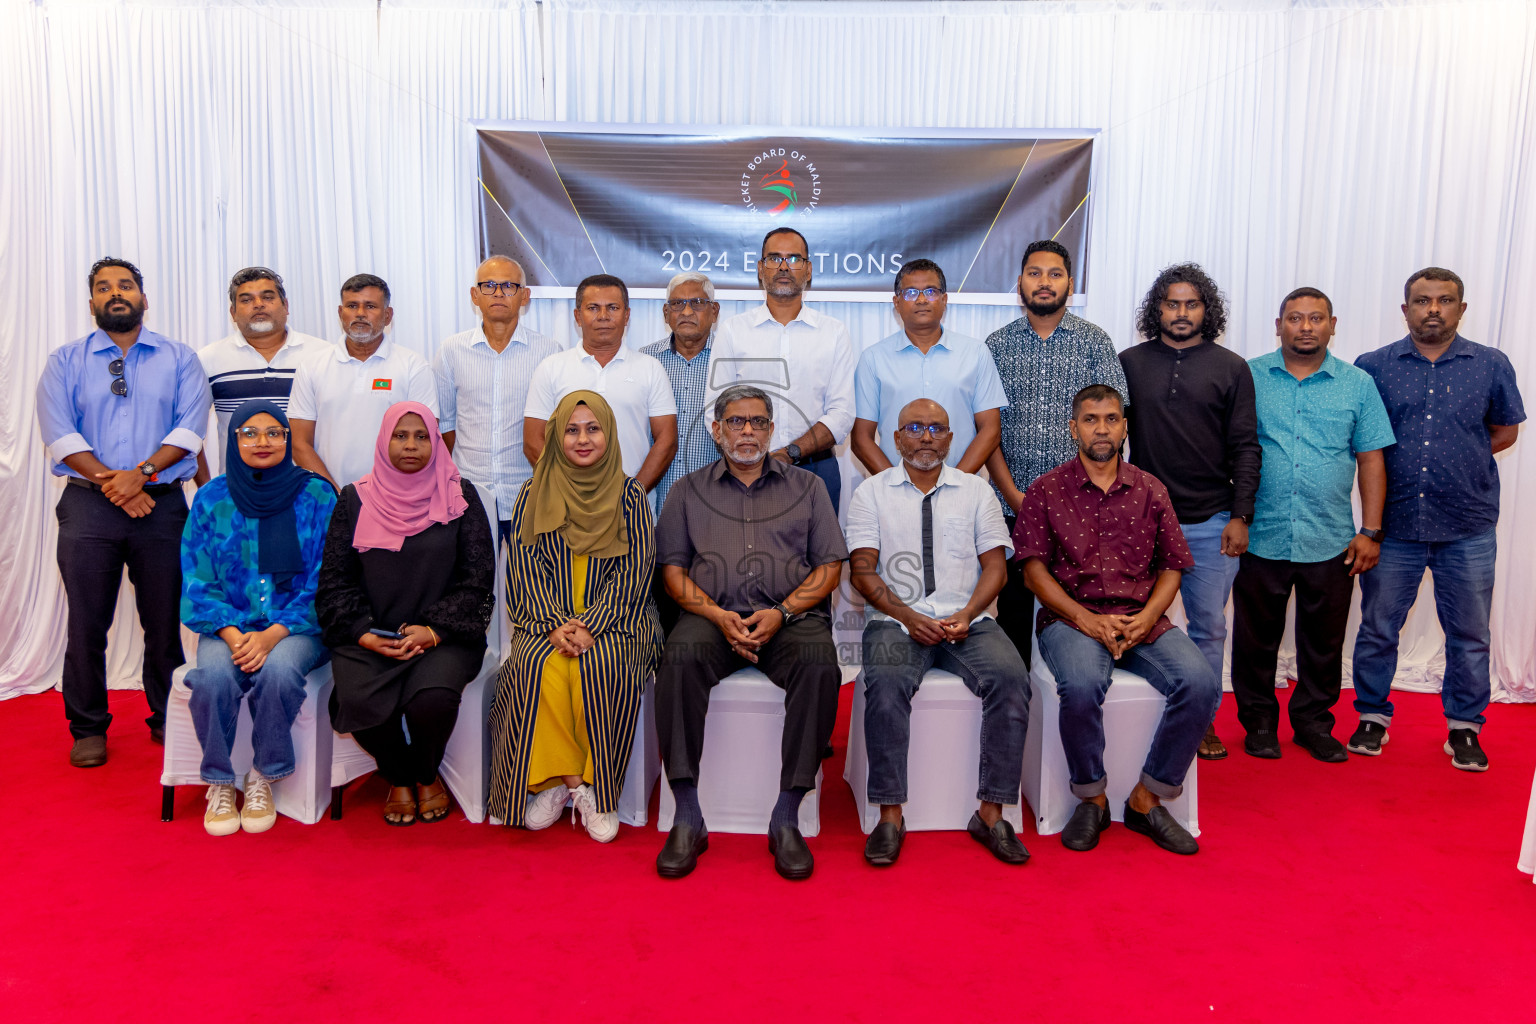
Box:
[847,399,1031,868]
[706,227,856,513]
[434,256,560,543]
[642,271,722,515]
[36,257,212,767]
[851,259,1007,475]
[194,267,326,483]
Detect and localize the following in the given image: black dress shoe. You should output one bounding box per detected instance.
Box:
[1243,730,1281,759]
[863,820,906,866]
[656,822,709,879]
[967,811,1030,865]
[768,825,814,880]
[149,725,165,745]
[1293,730,1347,763]
[1060,799,1110,851]
[1123,802,1199,855]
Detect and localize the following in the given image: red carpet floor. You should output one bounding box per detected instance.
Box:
[3,685,1533,1023]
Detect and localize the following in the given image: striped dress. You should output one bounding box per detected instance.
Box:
[487,477,661,825]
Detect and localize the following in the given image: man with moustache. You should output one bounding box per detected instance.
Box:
[288,273,439,489]
[653,385,848,881]
[706,227,856,513]
[1348,268,1524,770]
[851,259,1008,474]
[1120,264,1261,760]
[434,256,560,542]
[986,240,1127,670]
[1231,288,1395,762]
[642,271,722,515]
[1016,385,1218,855]
[847,399,1030,867]
[194,268,325,482]
[36,257,212,765]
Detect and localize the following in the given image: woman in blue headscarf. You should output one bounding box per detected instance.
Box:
[180,400,336,836]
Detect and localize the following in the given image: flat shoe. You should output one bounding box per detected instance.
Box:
[1123,802,1198,855]
[768,825,814,880]
[416,778,452,823]
[967,811,1030,865]
[863,820,906,867]
[1060,800,1110,851]
[656,823,709,878]
[69,735,108,768]
[383,786,417,826]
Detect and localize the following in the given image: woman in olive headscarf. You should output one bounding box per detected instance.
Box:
[488,390,660,842]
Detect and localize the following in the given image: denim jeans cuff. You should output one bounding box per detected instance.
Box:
[1446,719,1483,734]
[1070,777,1107,799]
[867,792,907,806]
[201,773,237,785]
[255,765,296,783]
[1359,712,1392,728]
[1140,771,1182,801]
[978,788,1020,806]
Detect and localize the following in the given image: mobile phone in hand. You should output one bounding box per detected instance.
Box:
[369,627,405,640]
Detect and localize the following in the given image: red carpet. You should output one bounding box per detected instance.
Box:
[3,685,1532,1022]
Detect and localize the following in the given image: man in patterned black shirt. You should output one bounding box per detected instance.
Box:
[985,241,1127,667]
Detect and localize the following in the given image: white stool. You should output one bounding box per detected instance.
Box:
[1022,657,1199,836]
[160,661,335,825]
[843,669,1025,834]
[1518,766,1536,882]
[656,668,823,836]
[617,679,660,826]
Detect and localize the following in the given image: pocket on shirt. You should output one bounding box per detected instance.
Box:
[943,516,973,557]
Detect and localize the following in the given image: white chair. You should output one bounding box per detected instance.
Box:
[843,669,1025,834]
[160,661,336,825]
[1022,657,1199,837]
[1518,766,1536,883]
[656,668,823,836]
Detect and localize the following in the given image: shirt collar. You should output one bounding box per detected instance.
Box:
[710,455,787,484]
[888,462,963,492]
[664,333,712,361]
[1066,454,1131,494]
[333,337,393,363]
[471,324,528,351]
[88,328,161,353]
[896,329,951,353]
[579,343,629,365]
[1263,349,1340,380]
[235,330,307,355]
[749,302,819,329]
[1391,333,1474,362]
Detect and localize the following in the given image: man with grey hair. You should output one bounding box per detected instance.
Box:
[643,271,721,515]
[653,384,848,881]
[434,255,560,540]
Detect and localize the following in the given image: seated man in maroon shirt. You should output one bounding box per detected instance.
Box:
[1015,384,1220,855]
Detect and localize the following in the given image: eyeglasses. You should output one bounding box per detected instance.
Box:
[236,426,291,445]
[899,423,951,438]
[760,255,809,268]
[664,297,714,313]
[108,358,127,397]
[476,280,525,297]
[898,286,945,302]
[722,415,771,432]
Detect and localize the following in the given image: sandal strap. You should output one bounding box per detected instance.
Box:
[384,786,418,816]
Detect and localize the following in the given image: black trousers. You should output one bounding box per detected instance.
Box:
[656,612,840,793]
[55,482,187,739]
[996,515,1035,672]
[1230,550,1355,736]
[352,687,463,787]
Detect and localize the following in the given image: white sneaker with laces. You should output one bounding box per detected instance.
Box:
[241,771,277,833]
[571,784,619,843]
[524,784,571,830]
[204,783,240,836]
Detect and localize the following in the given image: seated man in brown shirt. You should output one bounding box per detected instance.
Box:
[653,385,848,881]
[1015,384,1219,855]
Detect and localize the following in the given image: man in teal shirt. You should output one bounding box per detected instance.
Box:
[1231,287,1395,762]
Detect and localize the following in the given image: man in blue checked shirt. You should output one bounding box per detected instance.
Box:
[35,258,212,768]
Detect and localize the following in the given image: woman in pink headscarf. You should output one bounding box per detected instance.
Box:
[316,402,494,826]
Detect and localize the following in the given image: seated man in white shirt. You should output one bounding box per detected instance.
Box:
[523,274,678,499]
[847,398,1032,867]
[288,273,439,489]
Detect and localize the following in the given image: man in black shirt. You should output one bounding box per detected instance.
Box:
[1120,264,1261,760]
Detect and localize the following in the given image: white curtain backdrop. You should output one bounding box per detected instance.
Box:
[3,0,1532,704]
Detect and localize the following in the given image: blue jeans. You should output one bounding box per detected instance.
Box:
[861,618,1031,806]
[1351,529,1496,732]
[186,632,328,784]
[1178,512,1240,703]
[1038,621,1220,800]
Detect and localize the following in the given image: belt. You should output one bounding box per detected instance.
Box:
[68,476,181,496]
[797,448,837,465]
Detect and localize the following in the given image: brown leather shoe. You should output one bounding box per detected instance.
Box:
[70,735,108,768]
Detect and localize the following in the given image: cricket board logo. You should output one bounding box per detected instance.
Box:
[740,147,824,217]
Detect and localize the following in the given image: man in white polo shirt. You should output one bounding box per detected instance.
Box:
[523,274,677,500]
[289,273,439,488]
[194,266,325,482]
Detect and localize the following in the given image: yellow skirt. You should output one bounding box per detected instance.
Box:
[528,555,594,791]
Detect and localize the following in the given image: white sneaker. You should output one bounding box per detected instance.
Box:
[241,771,276,833]
[524,784,570,830]
[204,784,240,836]
[571,784,619,843]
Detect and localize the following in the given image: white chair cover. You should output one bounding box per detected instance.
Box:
[1518,765,1536,881]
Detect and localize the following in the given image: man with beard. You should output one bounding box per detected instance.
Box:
[1119,264,1261,760]
[986,240,1126,670]
[706,228,856,513]
[1015,385,1217,855]
[36,257,212,766]
[1231,288,1394,762]
[194,267,326,482]
[288,273,439,489]
[847,399,1031,868]
[652,385,848,881]
[1348,268,1524,770]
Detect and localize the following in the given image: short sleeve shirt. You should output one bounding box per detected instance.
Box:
[854,329,1007,469]
[198,330,324,475]
[524,344,678,483]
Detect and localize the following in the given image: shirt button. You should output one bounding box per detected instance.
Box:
[1426,414,1432,419]
[1419,493,1425,497]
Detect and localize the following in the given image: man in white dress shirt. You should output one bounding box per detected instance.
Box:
[706,227,856,513]
[523,274,678,498]
[288,273,439,489]
[847,398,1031,868]
[194,267,325,482]
[435,256,560,541]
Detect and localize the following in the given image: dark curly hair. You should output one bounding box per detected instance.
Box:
[1135,263,1228,343]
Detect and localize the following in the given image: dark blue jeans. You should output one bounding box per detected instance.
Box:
[186,632,328,784]
[861,618,1030,806]
[1037,621,1219,800]
[1351,529,1496,731]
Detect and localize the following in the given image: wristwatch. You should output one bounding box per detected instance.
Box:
[1234,512,1253,524]
[139,461,158,479]
[772,602,795,625]
[1358,527,1384,542]
[784,443,802,464]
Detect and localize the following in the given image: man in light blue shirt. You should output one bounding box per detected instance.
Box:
[1231,287,1395,763]
[35,257,212,767]
[851,259,1007,474]
[642,271,720,515]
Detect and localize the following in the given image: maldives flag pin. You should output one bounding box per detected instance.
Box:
[372,379,392,390]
